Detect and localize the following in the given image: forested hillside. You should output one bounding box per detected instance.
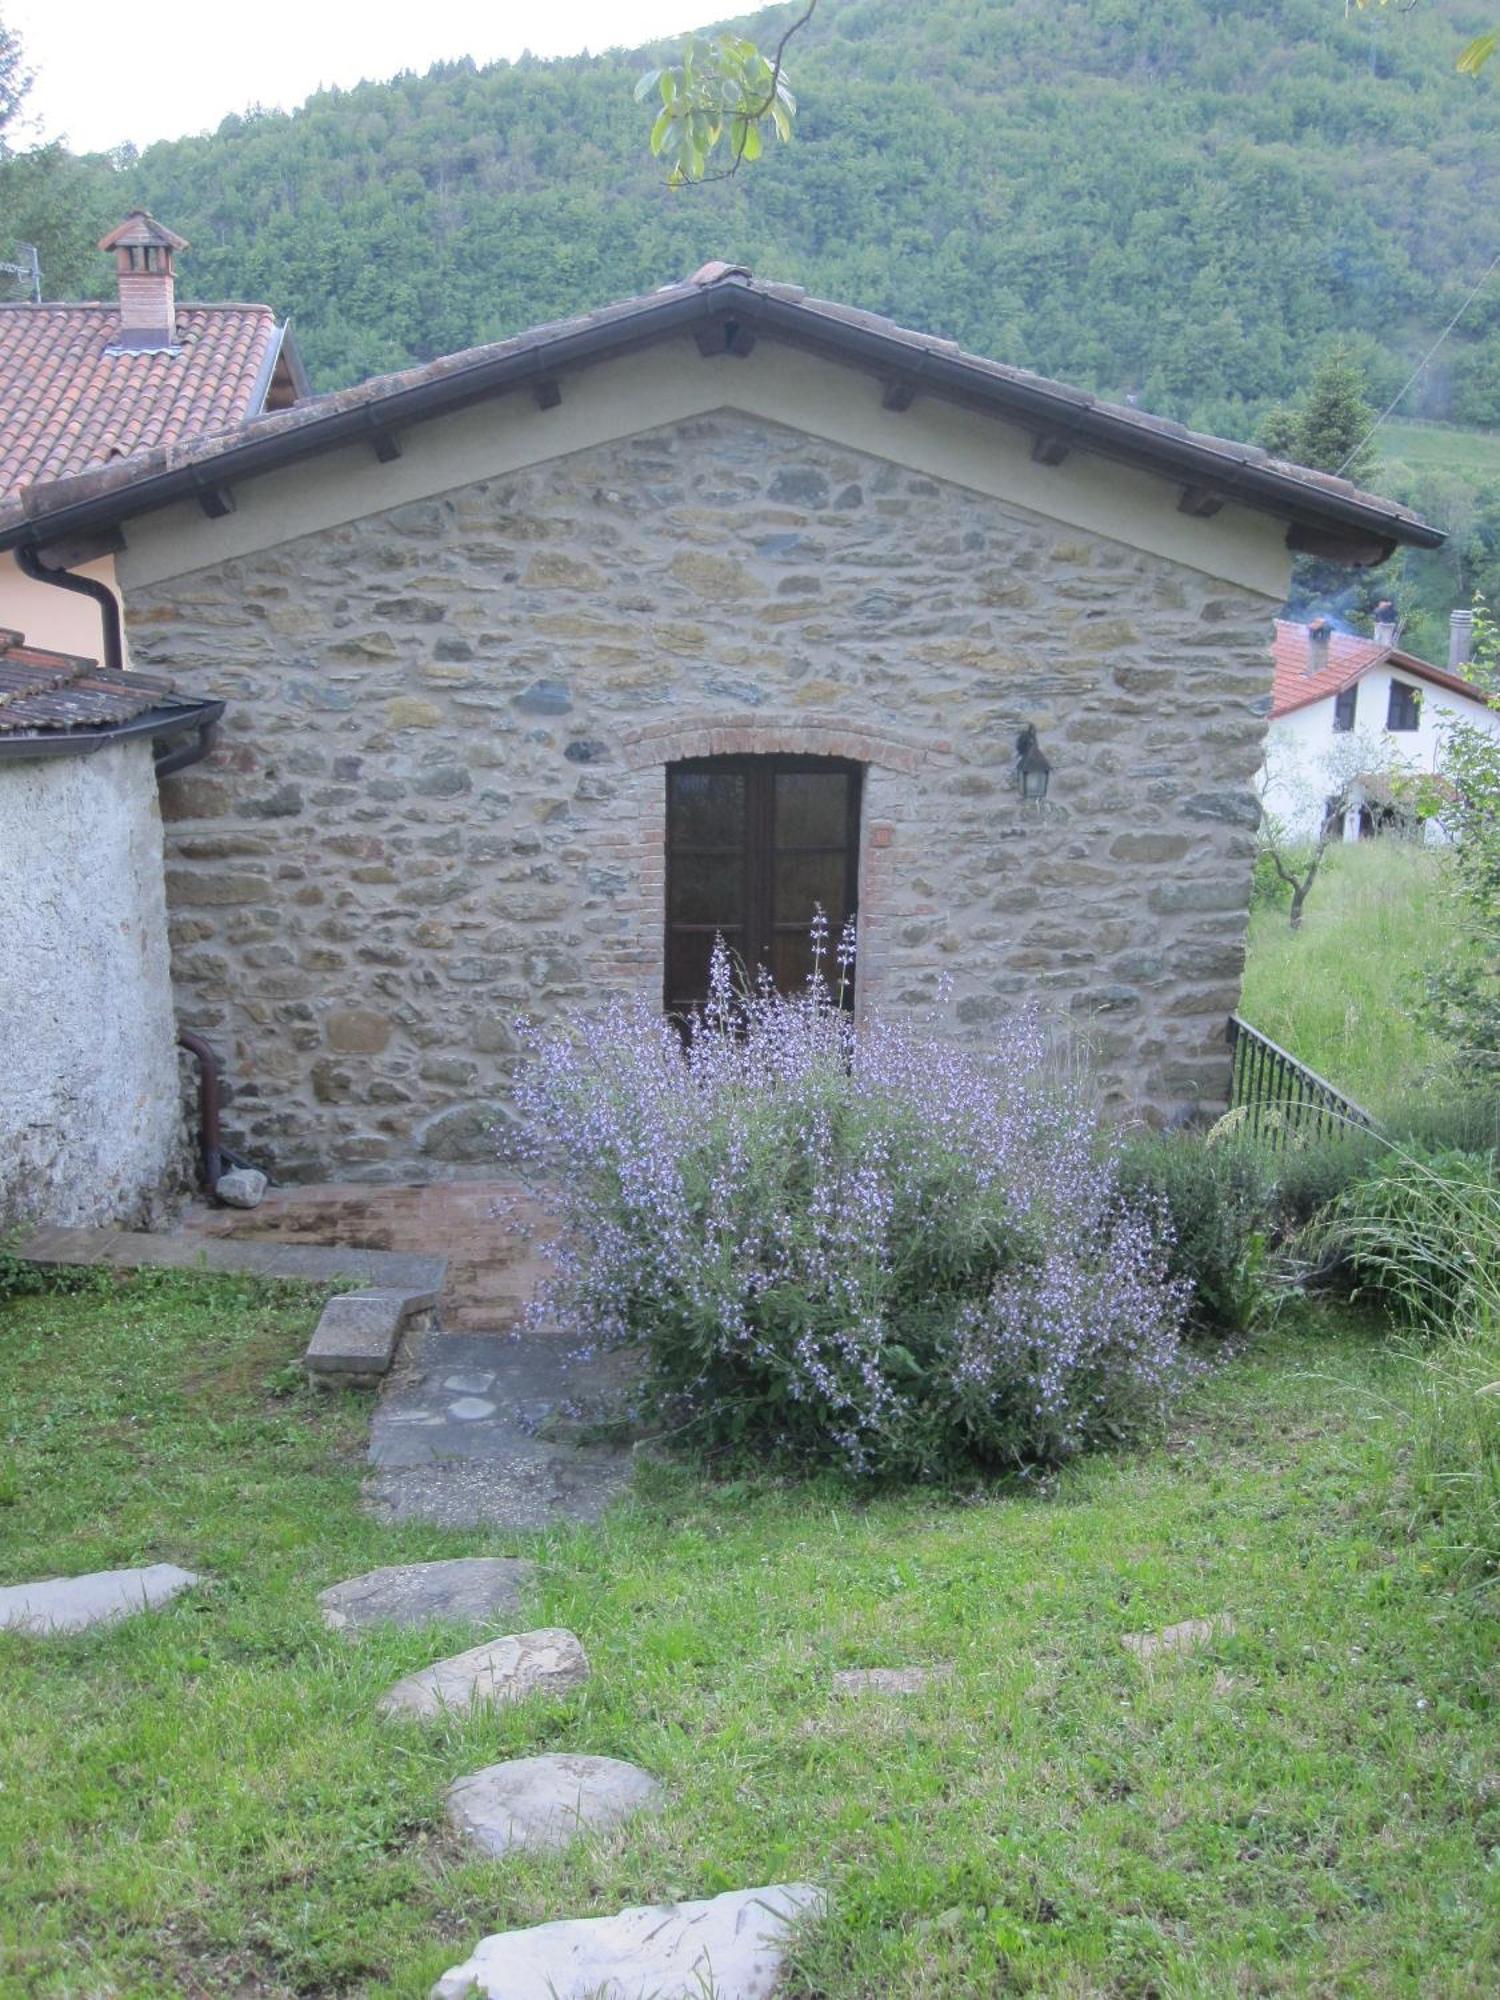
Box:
[6,0,1496,431]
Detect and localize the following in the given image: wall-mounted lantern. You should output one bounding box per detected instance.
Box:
[1013,723,1052,804]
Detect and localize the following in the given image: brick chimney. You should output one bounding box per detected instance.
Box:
[1306,616,1332,675]
[1372,599,1397,647]
[1450,607,1475,672]
[99,211,188,351]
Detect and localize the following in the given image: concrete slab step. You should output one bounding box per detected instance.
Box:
[305,1288,439,1388]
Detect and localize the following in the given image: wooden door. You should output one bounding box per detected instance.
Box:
[664,755,862,1015]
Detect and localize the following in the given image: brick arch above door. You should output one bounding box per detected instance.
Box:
[619,713,935,775]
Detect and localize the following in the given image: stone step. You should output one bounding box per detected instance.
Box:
[304,1287,439,1387]
[429,1883,825,2000]
[0,1564,200,1635]
[376,1627,589,1720]
[446,1753,663,1857]
[317,1557,533,1635]
[15,1222,445,1294]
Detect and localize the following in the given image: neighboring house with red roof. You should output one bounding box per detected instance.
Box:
[0,211,306,660]
[1261,606,1500,843]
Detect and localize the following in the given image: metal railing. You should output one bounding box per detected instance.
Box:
[1225,1014,1379,1147]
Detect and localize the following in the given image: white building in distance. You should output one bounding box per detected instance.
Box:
[1261,605,1500,843]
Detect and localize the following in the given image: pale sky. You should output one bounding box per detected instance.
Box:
[7,0,703,154]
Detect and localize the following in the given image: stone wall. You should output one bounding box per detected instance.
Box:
[0,737,187,1226]
[126,411,1277,1181]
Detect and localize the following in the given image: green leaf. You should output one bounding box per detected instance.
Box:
[1459,31,1498,75]
[649,106,675,157]
[740,120,763,163]
[633,68,661,104]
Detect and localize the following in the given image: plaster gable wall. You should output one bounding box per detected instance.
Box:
[127,408,1279,1182]
[116,338,1295,600]
[0,738,184,1226]
[0,549,126,663]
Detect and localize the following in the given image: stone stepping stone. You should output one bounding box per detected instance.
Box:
[429,1882,825,2000]
[446,1752,663,1856]
[1122,1614,1235,1662]
[833,1664,951,1698]
[318,1557,533,1635]
[0,1564,199,1636]
[377,1627,588,1720]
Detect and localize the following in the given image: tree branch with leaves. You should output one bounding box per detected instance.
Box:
[636,1,815,187]
[1347,1,1496,74]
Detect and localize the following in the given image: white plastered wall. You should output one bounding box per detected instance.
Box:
[0,737,183,1226]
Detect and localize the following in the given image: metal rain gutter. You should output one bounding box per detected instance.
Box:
[0,697,225,764]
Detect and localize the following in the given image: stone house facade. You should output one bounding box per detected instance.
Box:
[0,267,1440,1186]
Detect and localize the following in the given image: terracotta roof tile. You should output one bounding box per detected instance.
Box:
[1271,618,1490,718]
[0,301,280,503]
[0,625,190,733]
[0,265,1442,555]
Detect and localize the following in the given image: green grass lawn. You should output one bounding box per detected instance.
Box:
[1240,841,1459,1116]
[2,1269,1498,1997]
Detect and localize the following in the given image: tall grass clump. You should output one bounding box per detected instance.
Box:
[1308,1144,1500,1594]
[517,930,1191,1482]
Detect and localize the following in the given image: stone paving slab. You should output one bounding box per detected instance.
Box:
[833,1664,952,1698]
[0,1564,200,1635]
[377,1628,590,1720]
[14,1222,444,1293]
[430,1883,825,2000]
[1122,1614,1236,1662]
[363,1330,633,1530]
[446,1753,663,1856]
[318,1557,534,1634]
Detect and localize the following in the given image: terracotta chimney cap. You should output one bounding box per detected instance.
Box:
[98,210,189,256]
[100,211,186,351]
[689,259,752,287]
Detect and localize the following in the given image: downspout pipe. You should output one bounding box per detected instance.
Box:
[15,542,124,672]
[177,1030,223,1191]
[153,713,219,779]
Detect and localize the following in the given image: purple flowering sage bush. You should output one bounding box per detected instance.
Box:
[516,933,1191,1481]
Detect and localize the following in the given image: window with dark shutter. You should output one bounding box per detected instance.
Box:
[1387,681,1421,732]
[1333,684,1357,732]
[665,756,862,1016]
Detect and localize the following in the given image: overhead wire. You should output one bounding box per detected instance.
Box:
[1335,247,1500,477]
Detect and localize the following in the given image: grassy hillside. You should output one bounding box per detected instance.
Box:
[6,0,1498,433]
[1240,842,1458,1116]
[1382,419,1500,484]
